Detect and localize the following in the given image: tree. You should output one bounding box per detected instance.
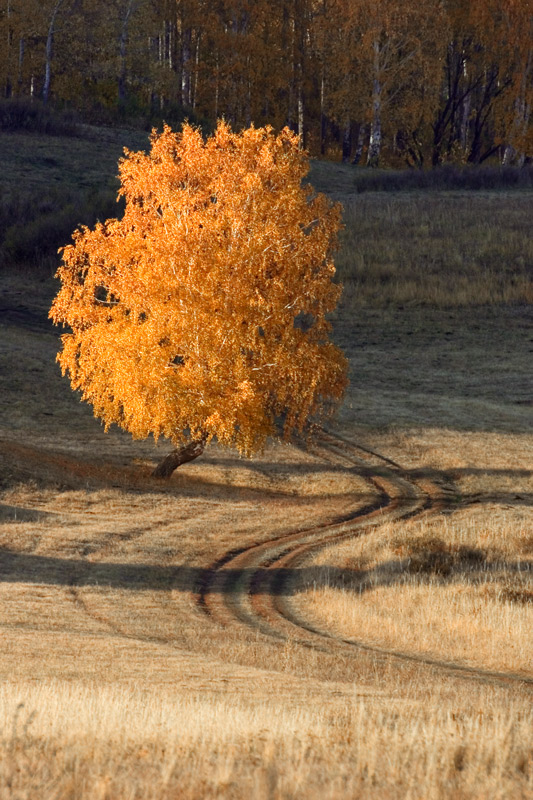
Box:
[50,122,348,478]
[346,0,445,167]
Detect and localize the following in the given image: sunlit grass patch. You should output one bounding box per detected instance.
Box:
[1,680,531,799]
[293,506,533,675]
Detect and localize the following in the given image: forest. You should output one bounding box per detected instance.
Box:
[1,0,532,166]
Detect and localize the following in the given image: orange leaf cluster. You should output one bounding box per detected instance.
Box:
[50,122,348,456]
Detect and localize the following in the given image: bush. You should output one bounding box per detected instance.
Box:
[0,188,121,272]
[0,98,80,137]
[353,164,533,193]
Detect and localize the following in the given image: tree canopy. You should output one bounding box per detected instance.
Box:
[49,122,348,466]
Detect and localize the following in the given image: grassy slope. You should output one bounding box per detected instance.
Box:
[0,131,532,799]
[0,127,150,194]
[309,160,533,307]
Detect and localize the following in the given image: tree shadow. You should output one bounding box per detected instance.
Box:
[1,435,531,506]
[0,545,530,603]
[0,504,56,523]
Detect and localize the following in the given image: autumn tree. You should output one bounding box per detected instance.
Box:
[345,0,445,167]
[431,0,528,165]
[49,122,348,477]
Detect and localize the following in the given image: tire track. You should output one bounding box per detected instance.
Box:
[197,429,432,636]
[197,429,533,688]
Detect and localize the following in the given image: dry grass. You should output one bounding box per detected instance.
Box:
[292,391,533,678]
[0,129,148,196]
[1,681,532,800]
[336,194,533,307]
[333,306,532,435]
[292,506,532,676]
[307,159,533,308]
[1,301,531,796]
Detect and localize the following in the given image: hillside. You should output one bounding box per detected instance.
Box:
[0,128,532,799]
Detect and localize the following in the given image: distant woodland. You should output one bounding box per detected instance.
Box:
[1,0,532,165]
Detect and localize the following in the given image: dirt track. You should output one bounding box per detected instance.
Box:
[197,430,533,689]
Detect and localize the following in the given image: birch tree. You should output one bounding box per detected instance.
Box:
[42,0,65,103]
[50,122,348,478]
[354,0,444,166]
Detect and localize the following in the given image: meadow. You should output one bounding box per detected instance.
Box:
[0,126,531,799]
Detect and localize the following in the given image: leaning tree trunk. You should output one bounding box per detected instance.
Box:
[152,437,207,479]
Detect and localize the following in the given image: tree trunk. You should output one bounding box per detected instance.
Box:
[341,119,351,162]
[18,36,25,92]
[503,49,532,167]
[460,67,471,155]
[152,437,207,479]
[367,40,382,167]
[181,27,191,106]
[319,71,326,155]
[297,89,305,147]
[43,0,64,104]
[118,0,136,105]
[192,32,200,110]
[352,124,366,165]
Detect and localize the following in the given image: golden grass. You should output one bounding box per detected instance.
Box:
[307,157,533,310]
[289,419,532,678]
[1,681,532,799]
[336,194,533,307]
[1,340,531,798]
[293,506,532,676]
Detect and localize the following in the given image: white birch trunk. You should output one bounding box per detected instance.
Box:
[192,33,199,110]
[166,19,172,69]
[214,50,219,119]
[43,0,64,104]
[297,89,304,147]
[367,39,382,167]
[460,59,471,156]
[320,70,326,155]
[181,28,191,106]
[504,49,532,166]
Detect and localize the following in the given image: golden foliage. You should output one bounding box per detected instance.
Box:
[50,122,348,455]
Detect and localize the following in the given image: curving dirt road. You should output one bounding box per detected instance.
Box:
[1,425,531,692]
[196,429,533,689]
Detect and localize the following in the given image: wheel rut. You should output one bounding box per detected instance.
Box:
[197,429,533,689]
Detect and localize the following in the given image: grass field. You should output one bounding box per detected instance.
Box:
[0,127,532,799]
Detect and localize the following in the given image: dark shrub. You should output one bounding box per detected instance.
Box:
[0,98,80,137]
[353,165,533,193]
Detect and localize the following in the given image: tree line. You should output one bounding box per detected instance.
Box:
[1,0,532,166]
